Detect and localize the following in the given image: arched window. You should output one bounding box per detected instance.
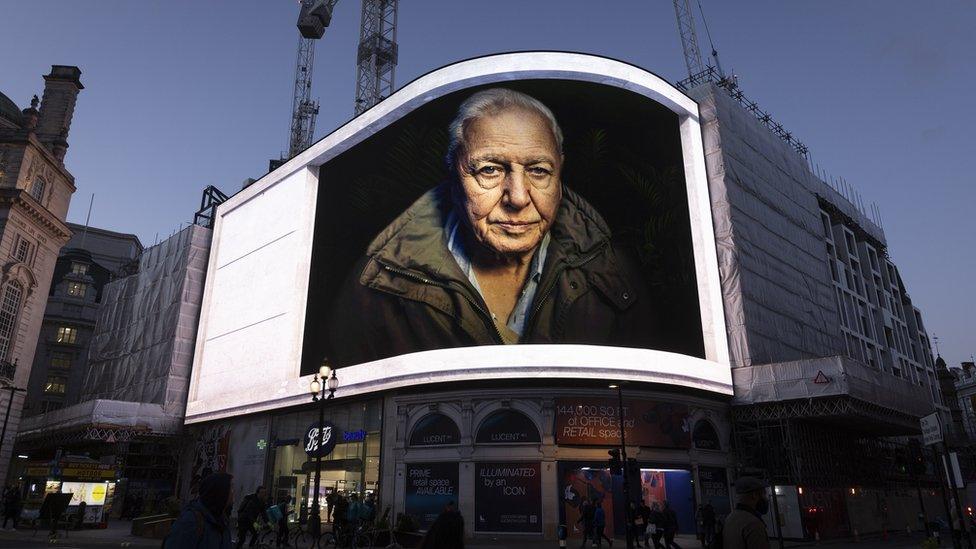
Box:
[692,419,721,450]
[0,282,24,360]
[408,413,460,446]
[29,178,46,202]
[475,409,540,444]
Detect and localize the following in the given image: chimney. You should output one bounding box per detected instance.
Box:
[36,65,84,162]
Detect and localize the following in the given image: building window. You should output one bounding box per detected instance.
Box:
[70,262,88,275]
[50,352,72,370]
[41,400,63,413]
[29,178,46,202]
[0,282,23,360]
[56,326,77,344]
[66,282,87,297]
[14,238,31,264]
[43,375,67,394]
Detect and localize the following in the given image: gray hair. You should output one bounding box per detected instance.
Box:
[446,88,563,170]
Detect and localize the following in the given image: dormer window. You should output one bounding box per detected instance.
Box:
[29,177,46,202]
[70,262,88,275]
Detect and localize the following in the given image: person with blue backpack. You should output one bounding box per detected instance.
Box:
[165,472,234,549]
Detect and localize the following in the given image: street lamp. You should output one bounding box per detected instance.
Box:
[610,382,635,549]
[309,358,338,540]
[0,378,26,460]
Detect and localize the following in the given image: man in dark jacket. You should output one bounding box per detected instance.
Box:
[236,486,268,548]
[166,472,234,549]
[723,477,769,549]
[577,498,595,548]
[329,88,657,366]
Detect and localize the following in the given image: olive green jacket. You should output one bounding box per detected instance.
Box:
[328,184,658,366]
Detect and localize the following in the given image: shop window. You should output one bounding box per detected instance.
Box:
[56,326,78,344]
[692,420,721,450]
[0,282,23,360]
[67,282,87,297]
[409,413,460,446]
[71,262,89,275]
[44,375,67,394]
[475,409,540,444]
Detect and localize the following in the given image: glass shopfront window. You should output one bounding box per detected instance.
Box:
[269,399,383,521]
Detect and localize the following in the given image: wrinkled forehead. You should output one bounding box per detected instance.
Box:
[461,107,560,154]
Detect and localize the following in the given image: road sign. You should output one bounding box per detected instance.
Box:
[920,412,943,446]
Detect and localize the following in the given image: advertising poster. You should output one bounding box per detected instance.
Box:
[475,462,542,533]
[405,462,459,529]
[639,470,667,508]
[698,466,731,516]
[562,467,614,539]
[409,413,461,446]
[554,398,691,448]
[301,79,706,374]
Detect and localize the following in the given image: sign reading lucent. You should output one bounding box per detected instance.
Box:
[303,421,339,457]
[475,462,542,533]
[692,420,721,450]
[554,398,690,448]
[409,413,461,446]
[405,462,459,529]
[475,410,541,444]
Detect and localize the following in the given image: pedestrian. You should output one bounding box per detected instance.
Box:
[347,493,365,527]
[325,490,337,523]
[363,493,377,524]
[577,498,595,548]
[74,500,87,529]
[419,509,464,549]
[638,500,653,548]
[593,497,614,548]
[236,485,269,548]
[165,472,235,549]
[722,477,770,549]
[649,502,664,549]
[662,501,681,549]
[2,485,21,531]
[273,495,291,547]
[630,501,645,547]
[701,503,715,548]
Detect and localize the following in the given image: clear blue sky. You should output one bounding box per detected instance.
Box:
[1,1,973,367]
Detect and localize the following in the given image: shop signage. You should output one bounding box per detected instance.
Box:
[26,461,116,481]
[409,413,461,446]
[475,462,542,533]
[692,420,721,450]
[920,412,943,446]
[697,466,731,516]
[554,398,691,448]
[405,462,459,529]
[475,410,541,444]
[303,421,339,457]
[343,429,367,442]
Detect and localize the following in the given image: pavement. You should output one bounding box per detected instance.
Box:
[0,525,953,549]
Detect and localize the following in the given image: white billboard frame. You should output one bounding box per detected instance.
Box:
[186,52,731,424]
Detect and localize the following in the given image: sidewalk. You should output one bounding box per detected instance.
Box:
[0,520,160,548]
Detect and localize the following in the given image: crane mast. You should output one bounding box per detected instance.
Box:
[673,0,705,80]
[354,0,399,115]
[288,34,319,159]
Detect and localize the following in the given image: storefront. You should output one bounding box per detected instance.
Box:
[388,385,733,539]
[21,460,118,526]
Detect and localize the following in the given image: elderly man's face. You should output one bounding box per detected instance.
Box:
[456,107,562,258]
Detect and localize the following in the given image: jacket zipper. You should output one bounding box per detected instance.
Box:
[379,263,505,344]
[524,241,609,337]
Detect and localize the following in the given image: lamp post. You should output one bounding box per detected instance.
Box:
[0,383,26,461]
[309,359,338,541]
[609,383,635,549]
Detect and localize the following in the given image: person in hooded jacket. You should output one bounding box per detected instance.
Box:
[165,472,234,549]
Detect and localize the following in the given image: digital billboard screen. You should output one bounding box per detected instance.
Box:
[302,79,705,373]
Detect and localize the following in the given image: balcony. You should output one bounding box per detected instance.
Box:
[732,355,935,435]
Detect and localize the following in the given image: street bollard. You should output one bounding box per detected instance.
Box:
[558,524,568,548]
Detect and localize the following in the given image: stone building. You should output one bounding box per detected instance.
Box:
[0,66,82,484]
[21,223,142,416]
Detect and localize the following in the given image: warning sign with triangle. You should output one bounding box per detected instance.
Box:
[105,432,116,443]
[813,370,830,384]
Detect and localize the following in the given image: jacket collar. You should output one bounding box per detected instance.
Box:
[363,182,613,285]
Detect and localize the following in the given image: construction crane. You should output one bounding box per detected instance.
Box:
[672,0,727,82]
[354,0,399,115]
[272,0,399,170]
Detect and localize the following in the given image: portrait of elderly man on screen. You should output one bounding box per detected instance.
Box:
[329,88,657,366]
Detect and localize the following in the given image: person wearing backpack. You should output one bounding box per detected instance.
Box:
[236,486,269,548]
[165,472,234,549]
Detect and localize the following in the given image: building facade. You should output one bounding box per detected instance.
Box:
[22,223,142,416]
[0,66,82,484]
[680,73,942,538]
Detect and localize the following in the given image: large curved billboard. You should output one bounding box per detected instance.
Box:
[186,52,729,423]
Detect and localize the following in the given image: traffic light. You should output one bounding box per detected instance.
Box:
[608,448,622,475]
